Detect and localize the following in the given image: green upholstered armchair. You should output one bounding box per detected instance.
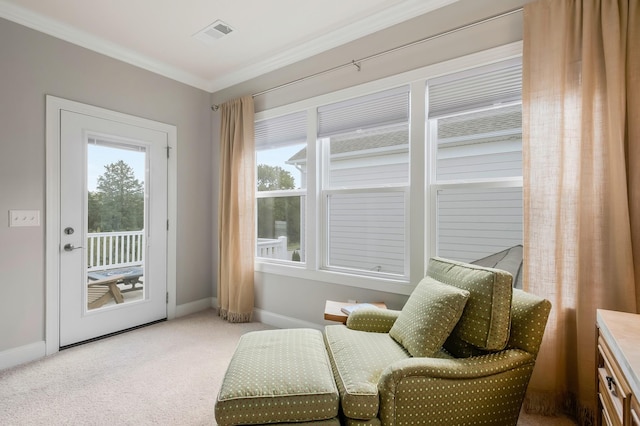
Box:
[323,257,551,426]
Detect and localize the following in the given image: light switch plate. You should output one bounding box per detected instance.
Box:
[9,210,40,227]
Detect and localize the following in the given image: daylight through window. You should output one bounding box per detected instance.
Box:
[254,55,523,288]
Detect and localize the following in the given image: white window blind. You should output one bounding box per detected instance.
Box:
[428,59,522,118]
[255,111,307,150]
[318,85,410,137]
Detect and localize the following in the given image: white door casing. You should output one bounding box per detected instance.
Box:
[46,96,177,354]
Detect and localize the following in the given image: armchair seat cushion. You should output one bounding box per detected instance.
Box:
[324,325,410,420]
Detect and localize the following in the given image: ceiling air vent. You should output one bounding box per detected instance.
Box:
[193,20,234,44]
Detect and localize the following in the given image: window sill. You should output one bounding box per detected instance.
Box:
[254,260,414,295]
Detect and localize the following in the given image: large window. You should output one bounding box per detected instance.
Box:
[254,50,523,290]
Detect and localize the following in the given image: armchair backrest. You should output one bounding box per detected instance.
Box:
[427,257,513,353]
[443,288,551,358]
[427,257,551,358]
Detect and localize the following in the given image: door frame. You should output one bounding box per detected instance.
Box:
[45,95,177,355]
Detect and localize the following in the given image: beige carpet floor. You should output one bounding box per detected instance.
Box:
[0,309,576,425]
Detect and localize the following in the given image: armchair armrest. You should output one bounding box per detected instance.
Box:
[346,308,401,333]
[378,349,537,425]
[380,349,534,383]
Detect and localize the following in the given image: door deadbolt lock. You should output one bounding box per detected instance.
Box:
[64,227,75,235]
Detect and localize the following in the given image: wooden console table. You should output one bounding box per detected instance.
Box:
[596,309,640,426]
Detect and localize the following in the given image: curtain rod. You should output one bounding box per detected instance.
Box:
[211,7,523,111]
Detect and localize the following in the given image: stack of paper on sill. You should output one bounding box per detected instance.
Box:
[340,303,379,316]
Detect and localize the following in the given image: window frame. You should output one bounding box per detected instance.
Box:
[254,110,309,265]
[254,41,523,295]
[317,91,411,279]
[426,101,524,263]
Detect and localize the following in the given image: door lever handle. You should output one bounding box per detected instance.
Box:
[63,243,83,251]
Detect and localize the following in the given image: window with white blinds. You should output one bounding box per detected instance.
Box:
[318,86,410,279]
[255,111,307,150]
[428,59,522,118]
[252,47,523,291]
[318,85,410,137]
[255,111,308,263]
[428,59,524,268]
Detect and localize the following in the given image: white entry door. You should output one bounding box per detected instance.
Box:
[59,110,168,346]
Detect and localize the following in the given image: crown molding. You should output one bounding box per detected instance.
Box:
[0,0,212,91]
[207,0,459,92]
[0,0,458,93]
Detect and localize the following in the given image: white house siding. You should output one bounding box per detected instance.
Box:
[288,116,522,273]
[438,150,522,180]
[435,133,523,262]
[329,154,409,187]
[327,192,405,275]
[437,138,522,180]
[436,187,523,263]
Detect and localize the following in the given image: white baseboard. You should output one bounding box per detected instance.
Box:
[0,341,46,371]
[175,297,216,318]
[253,308,323,331]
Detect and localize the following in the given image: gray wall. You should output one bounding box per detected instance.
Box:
[211,0,529,325]
[0,17,213,352]
[0,0,531,354]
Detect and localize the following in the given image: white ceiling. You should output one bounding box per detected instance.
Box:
[0,0,458,92]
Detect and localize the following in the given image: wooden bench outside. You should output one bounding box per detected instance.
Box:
[87,274,125,310]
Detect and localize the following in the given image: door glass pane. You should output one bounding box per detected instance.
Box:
[86,138,146,311]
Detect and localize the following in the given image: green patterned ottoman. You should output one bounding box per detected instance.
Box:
[215,328,340,425]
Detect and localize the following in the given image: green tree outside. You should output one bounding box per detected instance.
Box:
[88,160,144,233]
[87,190,103,232]
[257,164,296,191]
[257,164,300,248]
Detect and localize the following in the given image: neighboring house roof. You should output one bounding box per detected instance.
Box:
[287,128,408,164]
[286,106,521,164]
[438,106,522,141]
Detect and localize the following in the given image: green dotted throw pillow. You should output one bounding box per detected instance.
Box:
[389,277,470,357]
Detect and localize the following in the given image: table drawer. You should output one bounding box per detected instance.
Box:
[600,374,623,426]
[597,311,640,426]
[600,392,618,426]
[599,335,632,425]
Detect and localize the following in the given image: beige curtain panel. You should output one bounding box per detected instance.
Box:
[217,96,256,323]
[523,0,639,423]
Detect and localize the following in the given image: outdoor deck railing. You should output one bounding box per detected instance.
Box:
[257,236,288,260]
[87,230,144,272]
